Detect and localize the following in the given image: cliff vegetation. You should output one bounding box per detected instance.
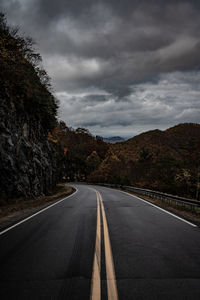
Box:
[0,13,62,201]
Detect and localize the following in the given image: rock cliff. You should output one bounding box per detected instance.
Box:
[0,14,62,201]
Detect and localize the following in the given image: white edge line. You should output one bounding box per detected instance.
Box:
[123,191,197,227]
[93,185,197,228]
[0,187,78,236]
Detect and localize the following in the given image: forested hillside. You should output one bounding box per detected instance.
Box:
[0,13,63,201]
[49,121,200,199]
[88,123,200,199]
[49,121,109,182]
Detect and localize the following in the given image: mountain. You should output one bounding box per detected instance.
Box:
[103,136,125,144]
[88,123,200,199]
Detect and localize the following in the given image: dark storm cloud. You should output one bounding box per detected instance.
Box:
[1,0,200,135]
[57,71,200,135]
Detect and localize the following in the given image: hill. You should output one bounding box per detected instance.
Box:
[88,123,200,199]
[49,122,109,181]
[0,13,62,201]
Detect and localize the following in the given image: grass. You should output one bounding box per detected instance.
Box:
[0,184,74,219]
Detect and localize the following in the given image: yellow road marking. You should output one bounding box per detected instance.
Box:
[90,192,101,300]
[99,191,119,300]
[90,188,118,300]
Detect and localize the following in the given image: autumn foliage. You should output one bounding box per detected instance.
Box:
[89,123,200,199]
[51,121,200,199]
[0,13,58,131]
[49,121,109,181]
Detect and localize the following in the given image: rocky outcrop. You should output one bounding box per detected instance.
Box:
[0,14,63,202]
[0,91,62,201]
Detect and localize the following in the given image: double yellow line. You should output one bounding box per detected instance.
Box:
[90,189,118,300]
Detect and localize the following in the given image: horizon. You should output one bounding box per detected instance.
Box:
[1,0,200,136]
[68,121,200,139]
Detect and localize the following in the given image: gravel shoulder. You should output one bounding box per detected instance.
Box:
[0,184,75,232]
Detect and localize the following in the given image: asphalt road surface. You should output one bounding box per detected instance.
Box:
[0,184,200,299]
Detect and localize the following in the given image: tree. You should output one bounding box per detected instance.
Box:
[86,151,101,172]
[0,13,58,132]
[121,176,131,186]
[138,147,152,163]
[175,169,192,196]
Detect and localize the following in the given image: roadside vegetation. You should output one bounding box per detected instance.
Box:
[0,13,63,201]
[0,13,58,130]
[51,122,200,200]
[0,184,74,231]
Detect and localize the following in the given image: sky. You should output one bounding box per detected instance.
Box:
[1,0,200,137]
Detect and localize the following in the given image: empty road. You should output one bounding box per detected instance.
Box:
[0,184,200,299]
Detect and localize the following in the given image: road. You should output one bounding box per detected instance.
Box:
[0,184,200,299]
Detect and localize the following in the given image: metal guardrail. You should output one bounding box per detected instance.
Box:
[92,183,200,213]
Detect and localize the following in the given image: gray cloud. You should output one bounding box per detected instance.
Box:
[56,71,200,136]
[1,0,200,136]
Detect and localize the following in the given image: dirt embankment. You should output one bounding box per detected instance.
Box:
[0,184,75,232]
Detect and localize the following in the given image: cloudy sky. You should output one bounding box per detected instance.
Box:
[1,0,200,137]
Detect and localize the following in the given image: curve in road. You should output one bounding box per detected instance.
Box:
[0,184,200,299]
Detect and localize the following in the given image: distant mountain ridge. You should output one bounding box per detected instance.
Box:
[103,136,125,144]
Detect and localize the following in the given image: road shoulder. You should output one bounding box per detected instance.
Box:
[0,184,75,232]
[123,189,200,227]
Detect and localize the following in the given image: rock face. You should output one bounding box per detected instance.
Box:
[0,92,60,200]
[0,14,62,202]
